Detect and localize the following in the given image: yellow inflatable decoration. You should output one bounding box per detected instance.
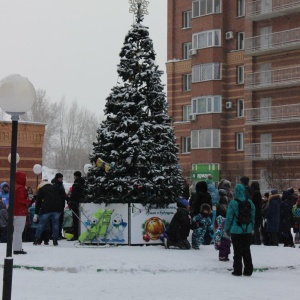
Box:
[96,158,115,172]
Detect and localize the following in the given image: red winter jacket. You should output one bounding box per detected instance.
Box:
[14,172,31,216]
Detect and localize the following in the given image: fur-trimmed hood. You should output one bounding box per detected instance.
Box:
[268,193,281,202]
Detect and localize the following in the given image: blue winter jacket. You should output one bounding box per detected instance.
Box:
[0,182,10,206]
[206,180,219,207]
[225,198,255,234]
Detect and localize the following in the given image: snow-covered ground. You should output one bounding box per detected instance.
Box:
[0,241,299,300]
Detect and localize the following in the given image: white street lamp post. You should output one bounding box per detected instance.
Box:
[83,164,92,174]
[33,164,42,192]
[0,74,36,300]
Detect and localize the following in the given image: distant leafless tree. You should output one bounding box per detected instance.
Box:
[19,89,58,166]
[19,90,102,172]
[54,99,101,171]
[262,155,296,191]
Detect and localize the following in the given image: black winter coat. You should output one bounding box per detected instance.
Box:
[53,179,67,211]
[252,190,262,223]
[168,207,191,242]
[280,195,294,232]
[190,192,212,217]
[266,194,281,232]
[68,177,85,208]
[35,182,61,215]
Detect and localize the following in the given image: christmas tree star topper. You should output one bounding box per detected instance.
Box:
[129,0,149,16]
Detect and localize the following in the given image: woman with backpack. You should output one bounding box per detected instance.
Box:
[225,184,255,277]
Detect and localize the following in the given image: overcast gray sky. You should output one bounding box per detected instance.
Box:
[0,0,167,116]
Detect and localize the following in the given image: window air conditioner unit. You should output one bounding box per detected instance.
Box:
[225,31,234,40]
[189,49,197,56]
[189,114,196,121]
[225,101,233,109]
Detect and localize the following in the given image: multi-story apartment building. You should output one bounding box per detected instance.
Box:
[166,0,300,189]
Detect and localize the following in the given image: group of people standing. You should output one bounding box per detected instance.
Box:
[0,170,85,255]
[165,175,300,277]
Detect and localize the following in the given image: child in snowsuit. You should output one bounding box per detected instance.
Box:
[214,215,231,261]
[192,203,213,249]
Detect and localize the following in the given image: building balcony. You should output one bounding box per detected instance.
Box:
[244,141,300,160]
[245,103,300,125]
[245,27,300,56]
[246,0,300,21]
[245,65,300,91]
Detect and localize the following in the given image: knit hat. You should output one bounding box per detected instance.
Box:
[271,189,278,195]
[177,198,189,208]
[73,171,81,177]
[234,184,245,201]
[55,173,63,179]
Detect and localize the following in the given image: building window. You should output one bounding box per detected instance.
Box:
[182,136,191,153]
[193,30,221,50]
[191,129,220,149]
[192,0,221,17]
[236,132,244,151]
[237,0,245,17]
[183,74,192,91]
[183,42,192,59]
[237,99,244,117]
[183,105,191,121]
[183,11,192,28]
[192,96,221,114]
[237,65,244,84]
[237,32,244,50]
[192,63,221,82]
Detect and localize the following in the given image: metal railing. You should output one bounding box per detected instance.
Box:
[246,0,300,20]
[245,103,300,124]
[245,27,300,55]
[245,65,300,90]
[244,141,300,159]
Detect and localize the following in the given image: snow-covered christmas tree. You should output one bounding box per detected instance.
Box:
[85,1,184,207]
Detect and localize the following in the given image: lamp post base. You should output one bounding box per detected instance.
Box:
[2,257,13,300]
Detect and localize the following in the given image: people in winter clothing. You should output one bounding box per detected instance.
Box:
[217,189,229,218]
[52,173,68,239]
[261,192,269,245]
[34,180,61,246]
[251,181,262,245]
[0,200,8,242]
[27,187,34,201]
[190,181,213,245]
[218,179,233,200]
[13,172,31,254]
[280,190,295,248]
[266,189,281,246]
[191,204,213,249]
[206,175,219,239]
[240,176,252,201]
[292,196,300,244]
[190,181,212,217]
[164,198,191,250]
[225,184,255,276]
[0,182,10,207]
[214,215,231,261]
[68,171,85,241]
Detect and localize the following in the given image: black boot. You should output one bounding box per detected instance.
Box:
[53,239,58,246]
[33,238,41,245]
